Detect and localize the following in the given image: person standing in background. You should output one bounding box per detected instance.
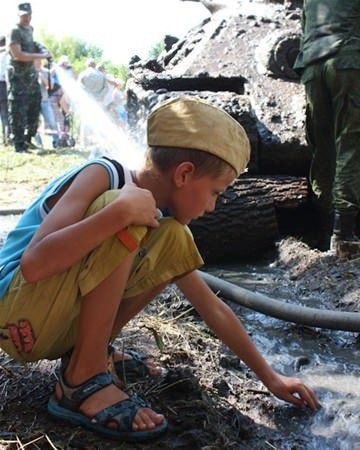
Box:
[294,0,360,258]
[108,79,128,130]
[7,2,51,153]
[34,58,59,148]
[78,58,108,104]
[96,62,127,129]
[0,35,10,146]
[49,55,76,129]
[78,58,108,146]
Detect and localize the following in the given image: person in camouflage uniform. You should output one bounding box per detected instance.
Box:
[8,3,51,153]
[294,0,360,258]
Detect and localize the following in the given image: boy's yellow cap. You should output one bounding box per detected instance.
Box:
[147,97,250,175]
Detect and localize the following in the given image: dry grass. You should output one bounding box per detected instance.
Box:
[0,144,88,210]
[0,286,251,449]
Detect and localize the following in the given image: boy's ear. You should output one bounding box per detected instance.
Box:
[173,161,195,187]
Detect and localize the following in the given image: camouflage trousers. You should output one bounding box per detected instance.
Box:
[7,71,41,146]
[303,59,360,214]
[0,81,10,143]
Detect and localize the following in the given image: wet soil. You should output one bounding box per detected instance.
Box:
[0,237,359,450]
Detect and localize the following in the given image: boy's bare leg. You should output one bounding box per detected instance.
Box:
[110,283,168,376]
[56,255,165,431]
[113,283,167,333]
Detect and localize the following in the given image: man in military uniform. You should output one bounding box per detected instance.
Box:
[294,0,360,258]
[8,3,51,153]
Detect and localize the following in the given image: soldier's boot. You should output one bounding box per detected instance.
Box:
[25,137,40,150]
[14,144,29,153]
[330,211,360,259]
[14,139,29,153]
[316,211,334,251]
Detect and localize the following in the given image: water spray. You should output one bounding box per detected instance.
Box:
[55,66,144,169]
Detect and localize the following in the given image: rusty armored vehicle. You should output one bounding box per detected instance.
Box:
[125,0,313,262]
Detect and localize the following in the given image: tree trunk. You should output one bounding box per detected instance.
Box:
[189,175,308,262]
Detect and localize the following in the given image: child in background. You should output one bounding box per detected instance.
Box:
[34,58,59,148]
[0,97,320,442]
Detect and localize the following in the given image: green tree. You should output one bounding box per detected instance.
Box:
[148,40,165,60]
[98,61,129,84]
[35,29,128,82]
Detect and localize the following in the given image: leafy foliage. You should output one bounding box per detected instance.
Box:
[97,61,129,83]
[35,29,128,82]
[148,40,165,60]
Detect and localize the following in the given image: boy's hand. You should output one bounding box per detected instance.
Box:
[117,184,161,228]
[265,372,321,411]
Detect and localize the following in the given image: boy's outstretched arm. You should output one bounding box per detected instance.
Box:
[176,270,320,411]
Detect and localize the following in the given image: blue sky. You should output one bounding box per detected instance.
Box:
[1,0,209,64]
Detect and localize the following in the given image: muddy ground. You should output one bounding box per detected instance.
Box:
[0,237,359,450]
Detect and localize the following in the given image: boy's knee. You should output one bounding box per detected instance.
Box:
[85,190,120,217]
[158,218,190,240]
[149,218,196,257]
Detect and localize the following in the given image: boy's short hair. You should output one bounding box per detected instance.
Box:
[147,97,250,176]
[145,146,231,178]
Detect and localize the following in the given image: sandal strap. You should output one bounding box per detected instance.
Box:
[125,349,147,362]
[59,371,114,412]
[108,345,147,362]
[92,394,148,432]
[112,348,150,381]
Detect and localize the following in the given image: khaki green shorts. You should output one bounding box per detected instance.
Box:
[0,190,203,363]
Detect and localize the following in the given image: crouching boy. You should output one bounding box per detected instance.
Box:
[0,97,320,442]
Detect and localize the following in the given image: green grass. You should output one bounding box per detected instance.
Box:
[0,143,89,209]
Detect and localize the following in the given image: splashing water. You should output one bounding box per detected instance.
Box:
[308,371,360,450]
[209,264,360,450]
[55,67,145,169]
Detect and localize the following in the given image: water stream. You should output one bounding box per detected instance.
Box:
[206,262,360,449]
[56,67,144,168]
